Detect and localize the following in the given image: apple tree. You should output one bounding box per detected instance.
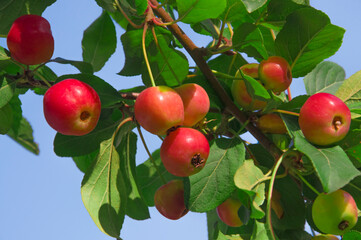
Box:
[1,0,361,239]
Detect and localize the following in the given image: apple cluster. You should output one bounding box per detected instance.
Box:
[133,83,210,220]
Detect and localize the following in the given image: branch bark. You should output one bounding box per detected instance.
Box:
[149,0,283,159]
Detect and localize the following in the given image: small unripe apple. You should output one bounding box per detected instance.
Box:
[43,79,101,136]
[311,235,339,240]
[174,83,210,127]
[299,93,351,146]
[259,56,292,93]
[160,127,210,177]
[231,64,267,111]
[134,86,184,135]
[256,113,287,134]
[154,179,188,220]
[216,197,243,227]
[7,14,54,65]
[312,189,358,235]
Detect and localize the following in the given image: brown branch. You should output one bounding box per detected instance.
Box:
[149,0,283,159]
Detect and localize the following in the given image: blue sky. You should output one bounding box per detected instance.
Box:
[1,0,361,239]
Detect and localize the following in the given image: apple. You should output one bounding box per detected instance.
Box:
[43,79,101,136]
[231,64,267,111]
[160,127,210,177]
[154,179,188,220]
[7,14,54,65]
[256,113,287,134]
[258,56,292,93]
[298,92,351,146]
[216,197,243,227]
[134,86,184,135]
[311,235,339,240]
[312,189,358,235]
[174,83,210,127]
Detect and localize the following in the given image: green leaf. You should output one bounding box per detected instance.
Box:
[336,69,361,107]
[54,116,134,157]
[277,229,312,240]
[176,0,227,24]
[251,221,268,240]
[282,114,361,193]
[72,150,99,173]
[56,74,123,108]
[303,61,345,95]
[81,137,127,238]
[0,103,13,134]
[184,138,245,212]
[265,0,308,27]
[0,46,11,60]
[339,130,361,166]
[242,0,267,13]
[119,132,150,220]
[0,0,56,37]
[7,94,22,136]
[82,11,116,72]
[135,0,148,15]
[275,8,345,78]
[7,117,39,155]
[0,75,16,108]
[136,149,179,206]
[51,57,94,74]
[343,231,361,240]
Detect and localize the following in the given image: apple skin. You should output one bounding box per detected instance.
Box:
[154,179,189,220]
[231,64,267,111]
[7,14,54,65]
[258,56,292,92]
[134,86,184,135]
[174,83,210,127]
[311,235,339,240]
[298,93,351,146]
[216,197,243,227]
[160,127,210,177]
[312,189,358,235]
[256,113,287,134]
[43,79,101,136]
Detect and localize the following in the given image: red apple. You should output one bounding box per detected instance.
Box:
[160,127,210,177]
[134,86,184,135]
[312,189,358,235]
[256,113,287,134]
[174,83,210,127]
[7,14,54,65]
[299,93,351,146]
[259,56,292,93]
[43,79,101,136]
[311,235,339,240]
[154,179,188,220]
[216,197,243,227]
[232,64,267,111]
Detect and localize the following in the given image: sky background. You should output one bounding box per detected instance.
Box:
[1,0,361,239]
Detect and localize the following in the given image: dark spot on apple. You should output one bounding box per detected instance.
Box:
[191,153,205,168]
[338,220,349,230]
[80,111,91,121]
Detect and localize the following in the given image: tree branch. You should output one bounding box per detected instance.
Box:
[149,0,283,159]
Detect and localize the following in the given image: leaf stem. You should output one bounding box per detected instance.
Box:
[272,109,300,117]
[295,172,320,196]
[115,0,144,29]
[348,182,361,193]
[142,23,156,87]
[34,72,52,88]
[266,153,286,240]
[136,124,167,184]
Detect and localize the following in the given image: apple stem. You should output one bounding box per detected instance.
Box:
[34,71,52,88]
[266,152,286,240]
[115,0,144,29]
[142,23,156,87]
[214,2,237,50]
[272,109,300,117]
[286,87,292,101]
[136,124,167,184]
[295,172,320,196]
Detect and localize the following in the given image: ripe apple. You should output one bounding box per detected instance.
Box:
[160,127,210,177]
[258,56,292,93]
[7,14,54,65]
[256,113,287,134]
[174,83,210,127]
[312,189,358,235]
[311,235,339,240]
[154,179,188,220]
[134,86,184,135]
[231,64,267,111]
[298,92,351,146]
[43,79,101,136]
[216,197,243,227]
